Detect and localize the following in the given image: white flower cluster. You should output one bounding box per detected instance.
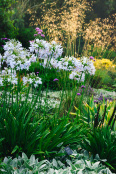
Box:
[51,41,63,59]
[48,56,96,82]
[69,71,85,82]
[56,56,83,71]
[80,56,96,75]
[45,56,80,70]
[2,39,37,71]
[22,73,42,88]
[68,56,96,82]
[29,39,63,66]
[0,68,42,88]
[0,38,95,86]
[0,68,18,86]
[0,40,42,87]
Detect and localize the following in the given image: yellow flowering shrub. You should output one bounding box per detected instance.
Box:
[94,59,116,71]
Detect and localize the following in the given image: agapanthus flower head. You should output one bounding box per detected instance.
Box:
[29,39,63,60]
[0,68,18,86]
[22,73,42,87]
[53,78,59,81]
[2,39,37,71]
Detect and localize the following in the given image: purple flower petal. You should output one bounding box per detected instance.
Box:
[81,85,85,88]
[89,56,94,60]
[41,34,45,37]
[98,97,103,101]
[35,27,40,31]
[77,93,81,96]
[53,78,59,81]
[38,32,41,35]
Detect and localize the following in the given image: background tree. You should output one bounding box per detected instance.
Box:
[0,0,17,39]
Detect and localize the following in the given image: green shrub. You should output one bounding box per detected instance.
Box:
[0,87,85,160]
[81,127,116,172]
[0,0,18,40]
[29,62,75,91]
[0,86,42,158]
[102,50,116,60]
[90,69,114,89]
[16,27,35,49]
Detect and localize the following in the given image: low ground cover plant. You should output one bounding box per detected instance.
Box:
[0,150,113,174]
